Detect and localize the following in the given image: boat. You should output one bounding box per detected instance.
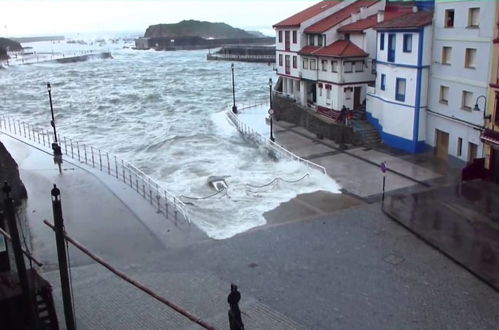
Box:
[207,176,229,192]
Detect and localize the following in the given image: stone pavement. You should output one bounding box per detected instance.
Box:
[273,121,460,201]
[384,180,499,291]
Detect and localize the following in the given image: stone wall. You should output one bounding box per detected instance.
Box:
[273,94,361,146]
[0,142,27,204]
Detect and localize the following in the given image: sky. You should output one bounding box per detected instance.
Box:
[1,0,316,37]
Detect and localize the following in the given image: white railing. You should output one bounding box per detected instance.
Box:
[226,109,327,175]
[235,100,268,112]
[0,116,190,225]
[208,54,275,60]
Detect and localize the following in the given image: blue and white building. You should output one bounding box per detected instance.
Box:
[366,10,433,153]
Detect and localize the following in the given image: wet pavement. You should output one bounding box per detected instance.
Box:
[384,180,499,291]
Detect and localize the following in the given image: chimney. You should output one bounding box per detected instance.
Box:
[412,6,418,13]
[377,10,385,23]
[360,7,367,19]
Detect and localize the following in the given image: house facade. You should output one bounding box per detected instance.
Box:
[426,0,497,164]
[482,3,499,182]
[366,11,433,152]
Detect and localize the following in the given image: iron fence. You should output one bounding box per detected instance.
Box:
[0,116,190,224]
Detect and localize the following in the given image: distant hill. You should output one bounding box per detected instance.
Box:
[144,20,255,39]
[0,37,22,60]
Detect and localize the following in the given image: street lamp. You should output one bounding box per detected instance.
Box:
[269,78,275,142]
[231,63,237,114]
[473,95,492,121]
[47,83,63,172]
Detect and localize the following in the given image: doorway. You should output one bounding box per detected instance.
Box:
[353,87,361,110]
[492,148,499,183]
[468,142,477,163]
[435,129,449,160]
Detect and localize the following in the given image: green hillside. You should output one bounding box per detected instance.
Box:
[144,20,255,39]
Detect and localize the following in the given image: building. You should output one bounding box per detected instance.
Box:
[482,3,499,182]
[273,0,386,114]
[366,10,433,153]
[426,0,497,164]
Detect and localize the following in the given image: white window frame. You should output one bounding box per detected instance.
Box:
[465,48,477,69]
[467,7,480,28]
[442,46,451,65]
[439,85,449,105]
[461,90,473,111]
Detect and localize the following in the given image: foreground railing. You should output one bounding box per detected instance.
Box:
[226,109,327,175]
[0,116,190,224]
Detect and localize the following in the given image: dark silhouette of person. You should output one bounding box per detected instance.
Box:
[227,284,244,330]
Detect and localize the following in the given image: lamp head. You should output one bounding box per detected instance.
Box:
[473,103,480,112]
[47,83,51,92]
[269,78,272,86]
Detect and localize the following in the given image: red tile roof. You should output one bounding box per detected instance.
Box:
[273,1,341,28]
[299,40,368,58]
[373,11,433,30]
[304,0,380,34]
[337,10,410,33]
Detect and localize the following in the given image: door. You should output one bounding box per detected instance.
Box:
[285,55,290,74]
[285,31,290,51]
[468,142,478,163]
[353,87,361,110]
[388,34,396,62]
[435,129,449,160]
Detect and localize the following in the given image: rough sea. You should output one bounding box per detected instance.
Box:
[0,40,340,239]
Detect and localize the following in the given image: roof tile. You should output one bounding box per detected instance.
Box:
[373,11,433,30]
[273,1,341,28]
[299,40,368,58]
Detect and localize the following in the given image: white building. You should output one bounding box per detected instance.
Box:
[427,0,497,164]
[273,0,385,112]
[366,10,433,153]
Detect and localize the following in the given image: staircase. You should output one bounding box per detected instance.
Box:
[35,286,59,329]
[352,119,381,147]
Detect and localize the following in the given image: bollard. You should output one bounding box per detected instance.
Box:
[51,185,77,330]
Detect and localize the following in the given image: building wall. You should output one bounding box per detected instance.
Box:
[427,0,497,162]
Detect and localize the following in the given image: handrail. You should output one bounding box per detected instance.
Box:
[0,116,190,225]
[226,108,327,175]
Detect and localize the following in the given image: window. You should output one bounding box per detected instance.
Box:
[457,138,463,157]
[319,85,323,97]
[345,33,350,41]
[380,74,386,90]
[279,54,283,66]
[462,90,473,110]
[318,35,323,47]
[403,34,412,53]
[345,88,352,100]
[285,55,290,73]
[331,60,338,72]
[322,35,326,46]
[380,33,385,50]
[310,59,317,70]
[292,31,297,43]
[371,59,376,74]
[468,8,480,28]
[293,56,297,69]
[395,78,406,102]
[326,88,331,100]
[354,61,363,72]
[303,58,309,69]
[344,61,352,73]
[308,35,314,46]
[442,46,451,65]
[321,60,328,71]
[465,48,477,68]
[468,142,477,163]
[278,31,282,43]
[445,9,454,28]
[440,86,449,104]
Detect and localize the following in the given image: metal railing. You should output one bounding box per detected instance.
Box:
[0,116,190,224]
[235,100,268,112]
[226,109,327,175]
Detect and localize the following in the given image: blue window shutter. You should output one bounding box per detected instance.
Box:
[380,33,385,50]
[381,74,386,90]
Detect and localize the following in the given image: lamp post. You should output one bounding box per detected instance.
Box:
[47,83,58,143]
[269,78,275,142]
[473,95,492,121]
[231,63,237,114]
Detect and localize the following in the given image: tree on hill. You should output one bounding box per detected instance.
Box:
[144,20,255,39]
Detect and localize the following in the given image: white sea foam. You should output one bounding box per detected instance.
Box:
[0,44,340,239]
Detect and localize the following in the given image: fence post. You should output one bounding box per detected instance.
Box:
[37,129,41,144]
[50,185,77,330]
[165,193,169,219]
[174,199,178,224]
[99,149,102,171]
[70,139,74,159]
[135,178,139,192]
[22,121,26,137]
[27,123,31,140]
[156,193,160,213]
[91,146,95,167]
[107,153,110,174]
[77,141,81,161]
[63,137,67,155]
[122,160,125,182]
[84,144,87,164]
[42,130,45,146]
[114,156,118,178]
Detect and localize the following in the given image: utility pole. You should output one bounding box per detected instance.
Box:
[51,184,76,330]
[2,182,38,329]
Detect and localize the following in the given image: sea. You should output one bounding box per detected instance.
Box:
[0,38,340,239]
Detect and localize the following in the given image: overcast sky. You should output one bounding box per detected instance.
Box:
[1,0,315,37]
